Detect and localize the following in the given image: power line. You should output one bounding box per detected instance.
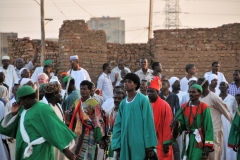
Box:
[127,29,146,43]
[50,0,69,20]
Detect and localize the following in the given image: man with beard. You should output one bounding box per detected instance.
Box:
[69,80,105,160]
[159,79,180,160]
[0,56,18,92]
[14,48,38,78]
[180,64,197,92]
[111,73,157,160]
[147,76,173,159]
[207,74,219,95]
[107,90,126,160]
[151,62,162,78]
[228,70,240,96]
[140,79,148,96]
[44,82,68,160]
[31,59,55,83]
[135,58,153,82]
[219,81,237,160]
[197,78,233,160]
[97,63,114,101]
[172,84,214,159]
[111,58,131,87]
[67,55,91,90]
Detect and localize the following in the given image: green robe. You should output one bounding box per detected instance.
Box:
[0,101,76,160]
[228,106,240,159]
[176,102,214,160]
[111,93,157,160]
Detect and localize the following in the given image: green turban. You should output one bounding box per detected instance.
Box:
[190,84,203,93]
[63,76,73,83]
[44,59,52,66]
[17,86,35,98]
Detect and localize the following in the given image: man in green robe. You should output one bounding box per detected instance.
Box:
[228,92,240,159]
[0,86,76,160]
[172,84,214,160]
[111,73,158,160]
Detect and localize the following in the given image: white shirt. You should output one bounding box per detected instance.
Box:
[68,68,91,90]
[180,76,197,92]
[93,93,104,105]
[31,66,55,83]
[204,71,226,88]
[110,66,131,86]
[0,65,18,90]
[177,91,187,106]
[15,61,35,78]
[135,68,153,81]
[181,93,189,106]
[97,73,113,101]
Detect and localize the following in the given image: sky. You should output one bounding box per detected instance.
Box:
[0,0,240,43]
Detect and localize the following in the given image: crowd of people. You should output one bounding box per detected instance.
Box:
[0,50,240,160]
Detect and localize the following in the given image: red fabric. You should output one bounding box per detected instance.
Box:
[60,71,69,76]
[151,97,173,159]
[147,76,162,91]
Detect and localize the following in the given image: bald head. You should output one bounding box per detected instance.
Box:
[16,58,25,69]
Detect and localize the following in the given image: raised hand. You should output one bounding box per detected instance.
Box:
[11,102,21,116]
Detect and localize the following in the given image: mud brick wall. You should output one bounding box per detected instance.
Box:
[152,23,240,82]
[58,20,107,83]
[8,38,59,74]
[107,43,154,73]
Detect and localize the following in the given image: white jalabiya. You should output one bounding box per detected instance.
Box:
[20,109,46,158]
[220,94,238,160]
[0,65,18,91]
[0,101,10,160]
[180,76,197,92]
[204,71,226,90]
[67,68,91,90]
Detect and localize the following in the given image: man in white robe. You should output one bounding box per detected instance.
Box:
[219,81,238,160]
[67,55,91,90]
[180,64,197,92]
[0,56,18,92]
[135,58,153,82]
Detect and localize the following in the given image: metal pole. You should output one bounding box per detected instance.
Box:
[148,0,153,39]
[40,0,45,66]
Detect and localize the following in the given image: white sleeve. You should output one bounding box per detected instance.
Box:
[110,71,115,83]
[232,98,238,115]
[25,61,34,70]
[97,76,104,90]
[85,70,91,82]
[11,66,18,84]
[221,73,227,82]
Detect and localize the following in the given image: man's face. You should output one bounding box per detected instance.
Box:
[16,59,24,69]
[161,80,169,92]
[0,72,5,82]
[113,93,124,107]
[106,65,112,74]
[118,61,124,70]
[147,88,158,101]
[38,75,48,85]
[235,95,240,106]
[124,79,137,91]
[233,71,240,81]
[210,79,218,89]
[140,81,147,92]
[120,69,128,79]
[172,80,180,90]
[19,97,28,107]
[43,65,52,75]
[70,60,79,68]
[12,85,19,97]
[21,69,30,78]
[219,82,228,92]
[212,63,220,73]
[80,85,91,99]
[154,63,162,72]
[189,88,200,101]
[2,59,10,68]
[140,59,148,69]
[189,66,196,75]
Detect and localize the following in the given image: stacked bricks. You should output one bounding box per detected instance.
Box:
[58,20,107,84]
[152,23,240,82]
[8,38,59,74]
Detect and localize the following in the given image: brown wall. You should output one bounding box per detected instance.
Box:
[8,21,240,84]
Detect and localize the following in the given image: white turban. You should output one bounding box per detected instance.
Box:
[2,56,10,60]
[70,55,79,61]
[49,76,60,84]
[20,78,32,86]
[188,77,198,83]
[168,77,179,92]
[20,68,28,76]
[208,74,218,85]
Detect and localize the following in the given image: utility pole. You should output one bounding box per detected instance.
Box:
[40,0,45,66]
[148,0,153,39]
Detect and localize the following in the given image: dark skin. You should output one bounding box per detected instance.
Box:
[71,60,80,71]
[21,69,31,78]
[161,80,170,96]
[45,90,62,106]
[2,59,10,69]
[186,66,196,79]
[197,80,209,98]
[140,80,147,95]
[233,71,240,88]
[209,79,218,93]
[212,63,220,74]
[16,48,38,70]
[113,87,122,94]
[140,58,149,74]
[43,65,52,79]
[113,93,124,111]
[235,95,240,106]
[65,83,76,95]
[219,82,228,100]
[0,72,5,84]
[172,80,181,94]
[117,59,125,70]
[80,85,91,102]
[152,63,162,77]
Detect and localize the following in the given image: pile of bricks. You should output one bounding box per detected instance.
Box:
[8,38,59,74]
[58,20,108,83]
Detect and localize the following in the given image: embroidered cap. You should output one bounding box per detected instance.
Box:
[70,55,79,61]
[2,56,10,60]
